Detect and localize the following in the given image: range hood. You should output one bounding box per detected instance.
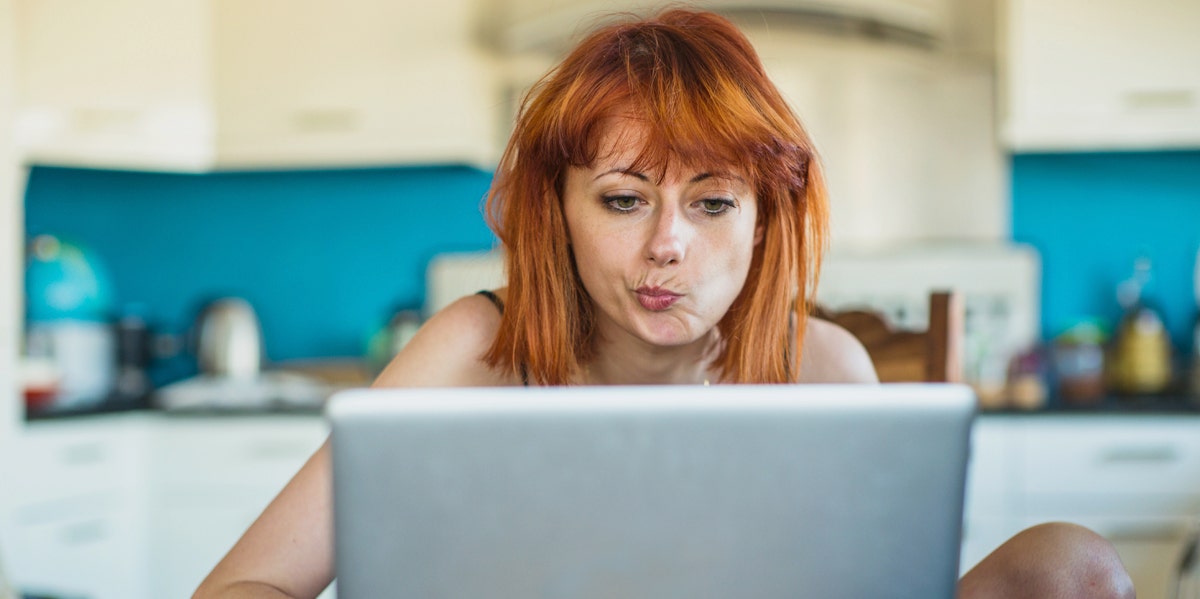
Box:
[485,0,949,54]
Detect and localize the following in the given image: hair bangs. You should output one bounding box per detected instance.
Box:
[545,13,805,191]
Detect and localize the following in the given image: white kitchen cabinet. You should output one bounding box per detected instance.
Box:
[958,415,1200,599]
[0,414,328,599]
[1014,417,1200,599]
[13,0,500,171]
[999,0,1200,150]
[145,416,328,599]
[959,418,1019,573]
[0,415,151,599]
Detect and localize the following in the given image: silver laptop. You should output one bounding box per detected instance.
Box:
[328,384,975,598]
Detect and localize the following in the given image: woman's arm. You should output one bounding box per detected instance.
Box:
[193,293,513,598]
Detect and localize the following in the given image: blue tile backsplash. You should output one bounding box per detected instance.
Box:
[1012,150,1200,353]
[23,149,1200,379]
[24,165,497,366]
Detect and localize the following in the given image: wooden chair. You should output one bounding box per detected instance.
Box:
[815,291,965,383]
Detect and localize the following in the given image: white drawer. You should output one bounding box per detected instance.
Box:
[13,417,144,505]
[149,417,327,489]
[7,503,148,599]
[1018,417,1200,499]
[964,419,1017,520]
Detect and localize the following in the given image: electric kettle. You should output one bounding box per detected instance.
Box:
[194,297,263,379]
[158,297,324,411]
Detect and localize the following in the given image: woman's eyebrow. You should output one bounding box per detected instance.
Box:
[691,172,747,184]
[593,167,649,181]
[591,169,747,185]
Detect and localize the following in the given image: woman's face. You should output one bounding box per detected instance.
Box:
[563,120,762,348]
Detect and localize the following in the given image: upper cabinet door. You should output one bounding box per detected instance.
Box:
[1000,0,1200,151]
[13,0,501,171]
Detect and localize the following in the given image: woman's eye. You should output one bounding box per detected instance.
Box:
[603,196,639,212]
[699,198,734,215]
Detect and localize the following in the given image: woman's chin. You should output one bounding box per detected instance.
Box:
[633,318,704,348]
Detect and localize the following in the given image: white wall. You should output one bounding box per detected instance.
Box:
[0,0,25,592]
[748,27,1005,249]
[1,0,24,442]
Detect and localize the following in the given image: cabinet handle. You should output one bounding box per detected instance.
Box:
[60,519,109,545]
[1103,522,1187,543]
[61,442,106,465]
[1123,89,1195,110]
[245,440,315,460]
[72,108,139,133]
[1100,445,1179,464]
[291,109,359,132]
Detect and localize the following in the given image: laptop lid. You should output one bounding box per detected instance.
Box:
[329,383,975,598]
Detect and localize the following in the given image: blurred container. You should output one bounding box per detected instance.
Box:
[109,305,155,408]
[24,235,116,412]
[21,354,59,412]
[1107,257,1173,396]
[368,308,423,374]
[1108,307,1173,395]
[1006,345,1048,410]
[25,322,114,411]
[1052,320,1107,405]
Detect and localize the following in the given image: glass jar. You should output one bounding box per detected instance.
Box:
[1052,320,1107,406]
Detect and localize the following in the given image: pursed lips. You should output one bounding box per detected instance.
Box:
[635,286,683,311]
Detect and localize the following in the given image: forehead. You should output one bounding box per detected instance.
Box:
[585,116,749,184]
[587,116,651,165]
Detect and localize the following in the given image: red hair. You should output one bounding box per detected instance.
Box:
[484,8,829,384]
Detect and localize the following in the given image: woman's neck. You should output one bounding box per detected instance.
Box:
[581,327,722,386]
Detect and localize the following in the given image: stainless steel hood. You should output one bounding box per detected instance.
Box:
[481,0,949,55]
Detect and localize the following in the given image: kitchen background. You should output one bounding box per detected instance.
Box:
[1012,150,1199,347]
[20,151,1200,370]
[23,165,497,368]
[3,0,1200,598]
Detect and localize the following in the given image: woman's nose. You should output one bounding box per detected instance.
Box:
[645,207,687,266]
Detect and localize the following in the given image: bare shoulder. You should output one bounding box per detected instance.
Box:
[373,290,519,387]
[797,316,879,384]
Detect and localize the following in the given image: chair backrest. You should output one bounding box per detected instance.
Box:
[816,291,964,383]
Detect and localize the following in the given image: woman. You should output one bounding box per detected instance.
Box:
[196,9,1133,599]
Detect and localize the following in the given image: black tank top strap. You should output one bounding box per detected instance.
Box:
[474,290,529,386]
[476,289,504,311]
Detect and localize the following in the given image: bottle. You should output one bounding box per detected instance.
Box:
[1107,256,1173,397]
[109,304,155,408]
